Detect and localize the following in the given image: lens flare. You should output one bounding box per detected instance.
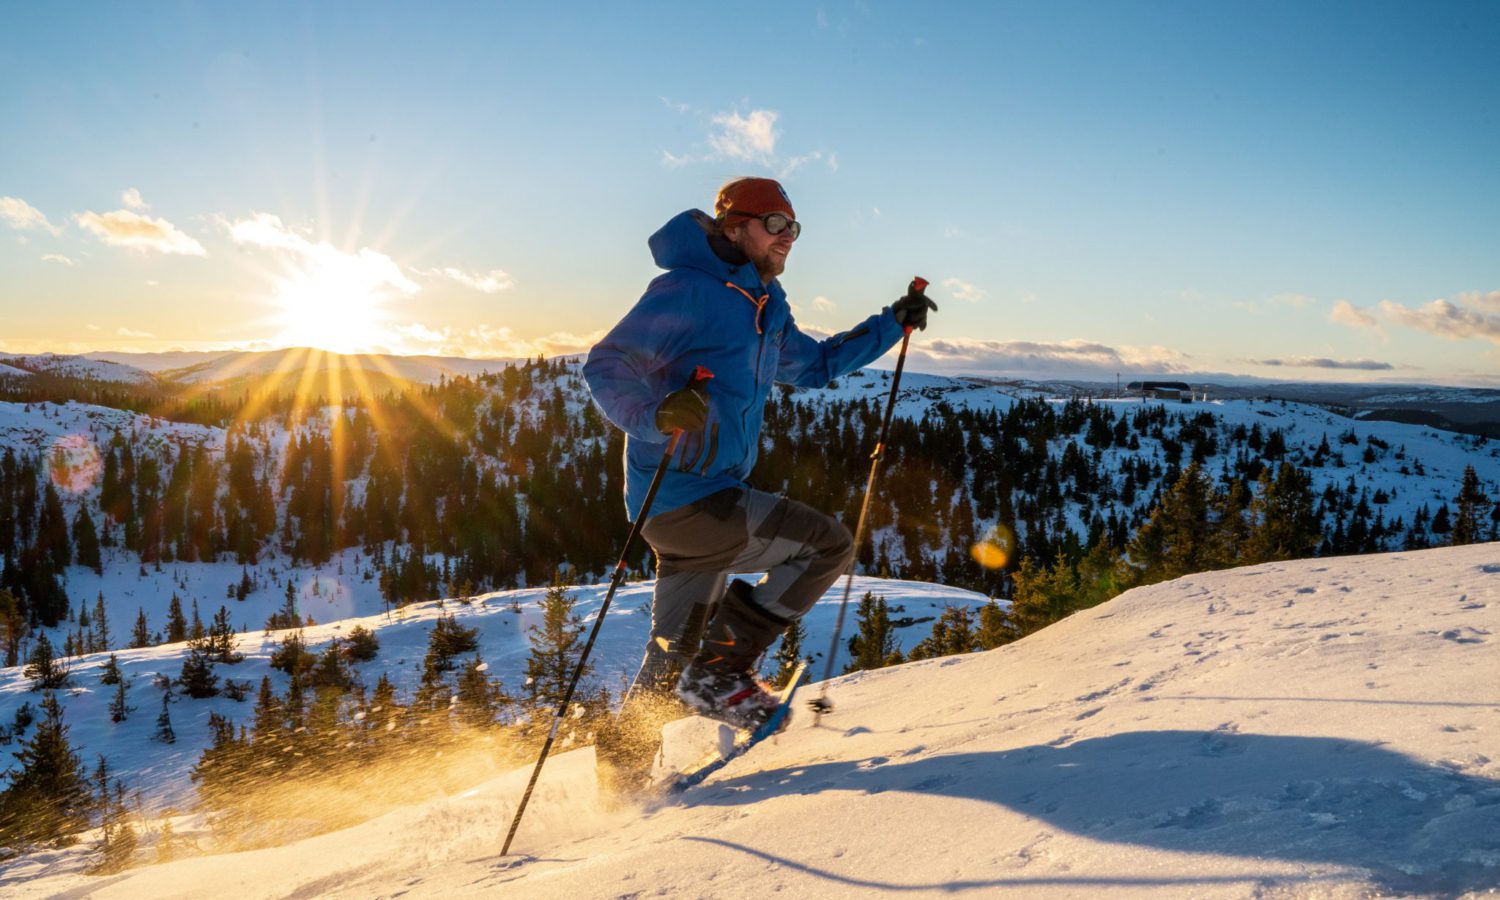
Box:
[48,434,102,493]
[970,523,1015,570]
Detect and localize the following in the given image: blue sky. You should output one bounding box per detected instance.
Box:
[3,1,1498,385]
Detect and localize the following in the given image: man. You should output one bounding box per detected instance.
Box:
[583,177,935,791]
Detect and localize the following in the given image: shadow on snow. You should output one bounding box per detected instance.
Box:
[689,730,1500,896]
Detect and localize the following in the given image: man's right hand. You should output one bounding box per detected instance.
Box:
[656,386,709,433]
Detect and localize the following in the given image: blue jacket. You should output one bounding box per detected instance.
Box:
[584,209,907,520]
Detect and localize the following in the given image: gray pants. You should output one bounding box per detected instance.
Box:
[626,486,854,698]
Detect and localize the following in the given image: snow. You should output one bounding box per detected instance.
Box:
[0,572,986,813]
[0,354,156,385]
[7,543,1499,898]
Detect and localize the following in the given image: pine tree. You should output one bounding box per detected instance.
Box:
[91,592,111,653]
[24,632,70,691]
[907,605,979,660]
[976,600,1010,649]
[99,653,123,686]
[130,608,151,649]
[72,507,102,575]
[524,584,591,710]
[845,592,900,673]
[454,655,508,728]
[1452,465,1492,547]
[153,694,176,743]
[1244,463,1320,563]
[91,767,136,874]
[1123,462,1214,586]
[772,617,808,688]
[195,605,243,664]
[165,594,187,643]
[0,692,91,846]
[109,676,131,723]
[176,648,219,698]
[1,588,26,668]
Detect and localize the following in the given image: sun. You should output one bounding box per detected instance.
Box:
[272,255,399,354]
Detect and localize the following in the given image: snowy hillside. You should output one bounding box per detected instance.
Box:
[8,544,1497,898]
[0,573,986,813]
[0,354,157,386]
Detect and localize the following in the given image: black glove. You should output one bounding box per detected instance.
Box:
[655,386,709,434]
[892,291,938,331]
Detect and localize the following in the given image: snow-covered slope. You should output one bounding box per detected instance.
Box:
[10,544,1499,898]
[0,354,156,385]
[0,574,986,811]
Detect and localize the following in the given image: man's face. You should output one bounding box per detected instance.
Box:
[727,214,795,284]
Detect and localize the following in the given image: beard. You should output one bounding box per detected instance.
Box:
[740,242,788,283]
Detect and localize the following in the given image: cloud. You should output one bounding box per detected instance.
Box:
[1377,296,1500,345]
[664,107,836,177]
[1250,357,1394,370]
[117,327,156,339]
[413,266,514,294]
[811,295,836,313]
[40,253,75,266]
[1456,290,1500,313]
[942,277,986,303]
[1,196,62,235]
[1333,291,1500,345]
[121,188,148,210]
[226,212,417,294]
[912,337,1192,378]
[1268,293,1317,308]
[76,208,206,256]
[709,110,780,163]
[1329,300,1382,333]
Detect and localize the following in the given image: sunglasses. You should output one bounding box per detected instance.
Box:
[728,210,801,240]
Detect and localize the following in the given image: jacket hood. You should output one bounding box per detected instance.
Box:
[648,209,771,294]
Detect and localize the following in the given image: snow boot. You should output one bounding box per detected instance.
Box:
[676,579,787,730]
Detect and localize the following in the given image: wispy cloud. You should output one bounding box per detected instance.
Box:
[1378,297,1500,344]
[226,212,417,294]
[40,253,75,267]
[121,188,148,210]
[77,208,206,256]
[664,106,836,178]
[413,266,514,294]
[1250,357,1394,370]
[811,295,836,313]
[117,326,156,339]
[1333,291,1500,345]
[942,277,986,303]
[709,110,779,163]
[1,196,62,236]
[1329,299,1382,334]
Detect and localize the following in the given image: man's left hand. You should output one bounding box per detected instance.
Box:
[893,291,938,331]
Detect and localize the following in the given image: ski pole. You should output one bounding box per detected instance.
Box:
[810,278,928,724]
[501,365,713,857]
